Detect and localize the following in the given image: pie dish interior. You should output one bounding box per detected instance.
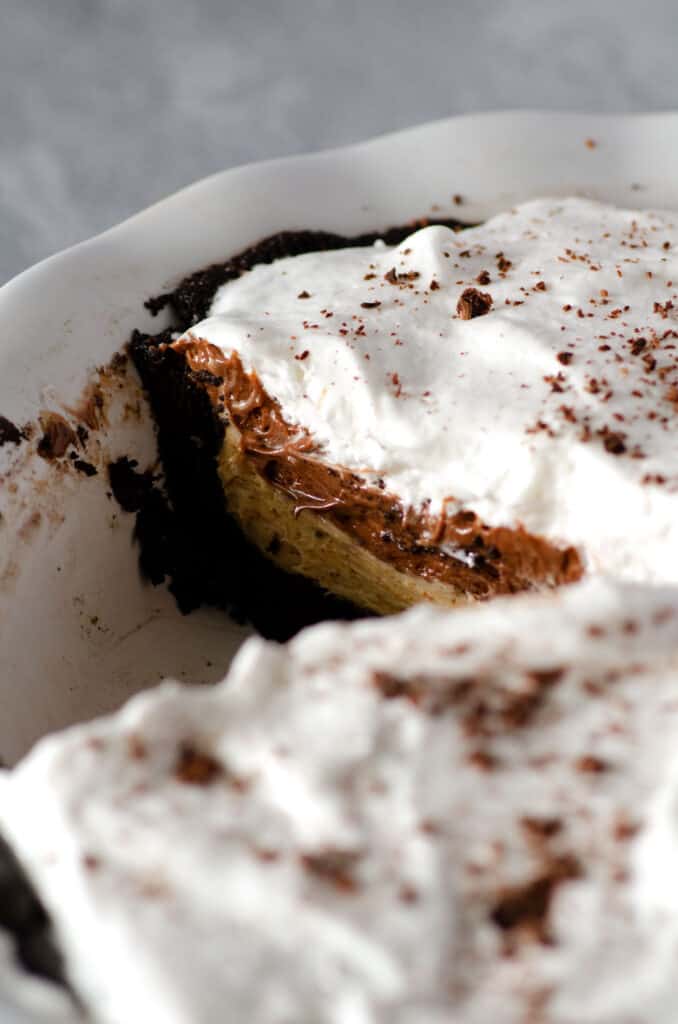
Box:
[2,109,678,1019]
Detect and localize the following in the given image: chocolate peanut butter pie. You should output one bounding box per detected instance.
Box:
[4,578,678,1022]
[131,198,678,633]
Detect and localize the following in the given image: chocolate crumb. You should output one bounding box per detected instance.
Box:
[0,415,23,447]
[297,290,311,299]
[653,299,674,318]
[475,270,491,285]
[294,350,310,361]
[73,459,97,477]
[453,194,464,206]
[360,300,382,309]
[556,351,573,365]
[457,287,493,320]
[429,279,440,291]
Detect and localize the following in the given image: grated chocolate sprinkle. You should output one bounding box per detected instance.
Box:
[457,287,493,320]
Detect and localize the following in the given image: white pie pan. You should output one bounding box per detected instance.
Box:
[1,110,678,1021]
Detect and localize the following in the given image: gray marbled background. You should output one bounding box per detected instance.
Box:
[1,0,676,285]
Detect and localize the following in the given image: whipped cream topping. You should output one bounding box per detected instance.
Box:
[4,578,678,1022]
[185,198,678,581]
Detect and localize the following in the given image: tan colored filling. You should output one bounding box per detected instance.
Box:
[172,338,583,614]
[218,422,469,614]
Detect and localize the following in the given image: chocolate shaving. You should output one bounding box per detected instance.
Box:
[521,817,563,841]
[599,429,627,455]
[384,268,420,285]
[575,755,610,774]
[490,855,581,944]
[372,670,425,703]
[457,287,493,320]
[300,849,361,892]
[175,744,222,786]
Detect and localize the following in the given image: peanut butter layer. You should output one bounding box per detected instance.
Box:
[171,337,583,601]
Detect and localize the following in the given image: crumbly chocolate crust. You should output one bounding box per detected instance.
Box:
[145,220,466,327]
[0,833,66,988]
[129,220,468,639]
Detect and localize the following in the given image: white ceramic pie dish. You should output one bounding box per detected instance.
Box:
[2,110,678,1022]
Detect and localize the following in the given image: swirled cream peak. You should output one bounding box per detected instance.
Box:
[3,579,678,1022]
[184,198,678,581]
